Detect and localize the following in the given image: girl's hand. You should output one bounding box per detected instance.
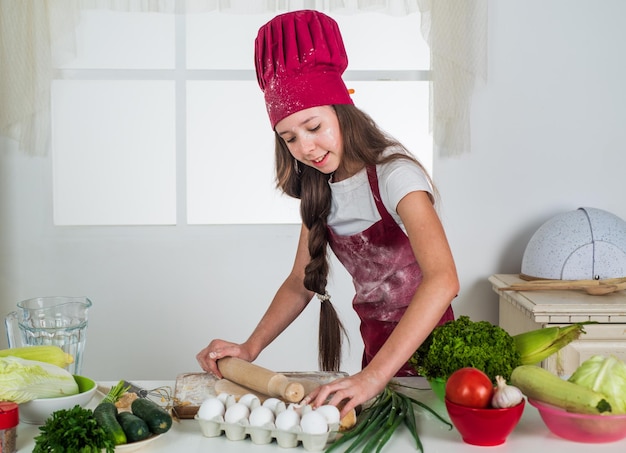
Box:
[196,340,254,378]
[302,370,387,419]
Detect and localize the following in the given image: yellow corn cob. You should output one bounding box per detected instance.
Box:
[0,345,74,368]
[513,323,590,365]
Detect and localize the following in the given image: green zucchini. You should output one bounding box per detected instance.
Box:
[131,398,173,434]
[117,411,151,442]
[94,402,127,445]
[510,365,612,414]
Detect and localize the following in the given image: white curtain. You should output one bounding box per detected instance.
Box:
[418,0,487,156]
[0,0,486,157]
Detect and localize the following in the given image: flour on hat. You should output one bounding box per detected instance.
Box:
[254,10,354,128]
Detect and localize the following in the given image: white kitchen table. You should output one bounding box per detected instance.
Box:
[15,378,626,452]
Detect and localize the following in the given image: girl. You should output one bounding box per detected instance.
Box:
[197,10,458,418]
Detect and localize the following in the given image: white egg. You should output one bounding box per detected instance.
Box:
[275,408,301,431]
[238,393,261,409]
[248,405,275,427]
[300,411,329,434]
[223,394,237,408]
[224,402,250,424]
[217,393,230,404]
[273,401,287,415]
[315,405,340,424]
[197,397,225,420]
[262,397,282,412]
[287,402,305,416]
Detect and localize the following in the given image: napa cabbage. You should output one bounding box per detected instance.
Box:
[0,356,79,403]
[568,355,626,414]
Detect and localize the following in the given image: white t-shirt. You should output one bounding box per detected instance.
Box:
[328,154,432,236]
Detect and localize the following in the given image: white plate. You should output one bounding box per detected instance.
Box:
[114,434,162,452]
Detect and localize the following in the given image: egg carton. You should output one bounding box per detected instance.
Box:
[195,415,341,451]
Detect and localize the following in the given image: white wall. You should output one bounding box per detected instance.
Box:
[435,0,626,323]
[2,0,626,380]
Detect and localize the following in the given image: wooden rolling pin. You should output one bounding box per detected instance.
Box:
[217,357,305,403]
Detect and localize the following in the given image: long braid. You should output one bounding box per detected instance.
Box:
[299,166,347,371]
[317,294,346,371]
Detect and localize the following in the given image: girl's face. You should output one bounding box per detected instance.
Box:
[275,105,344,177]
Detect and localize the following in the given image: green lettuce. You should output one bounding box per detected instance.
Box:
[0,356,79,403]
[568,355,626,414]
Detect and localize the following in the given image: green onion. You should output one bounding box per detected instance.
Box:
[101,380,130,404]
[402,395,423,452]
[326,384,451,453]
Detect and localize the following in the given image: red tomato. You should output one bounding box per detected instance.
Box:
[445,367,494,408]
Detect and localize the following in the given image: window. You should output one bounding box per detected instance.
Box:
[52,10,430,226]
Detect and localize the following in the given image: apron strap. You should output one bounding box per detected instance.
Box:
[366,166,395,224]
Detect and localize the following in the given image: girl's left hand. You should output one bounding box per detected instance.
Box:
[302,370,387,419]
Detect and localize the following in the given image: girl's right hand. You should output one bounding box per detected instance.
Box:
[196,339,254,378]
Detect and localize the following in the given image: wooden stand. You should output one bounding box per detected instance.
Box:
[490,274,626,377]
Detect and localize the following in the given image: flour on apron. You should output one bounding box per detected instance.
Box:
[328,166,454,376]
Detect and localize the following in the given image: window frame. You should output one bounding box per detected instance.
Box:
[51,10,432,226]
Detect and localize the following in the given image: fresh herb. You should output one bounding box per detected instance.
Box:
[325,385,451,453]
[409,316,522,382]
[33,404,115,453]
[101,379,130,404]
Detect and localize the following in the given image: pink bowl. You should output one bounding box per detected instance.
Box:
[529,399,626,443]
[445,398,525,446]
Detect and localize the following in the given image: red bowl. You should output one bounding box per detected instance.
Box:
[445,398,525,446]
[529,398,626,443]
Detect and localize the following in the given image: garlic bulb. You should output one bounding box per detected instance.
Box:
[491,375,524,408]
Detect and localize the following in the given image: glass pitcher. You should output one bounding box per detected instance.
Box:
[5,296,92,376]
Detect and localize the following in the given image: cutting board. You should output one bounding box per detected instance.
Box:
[173,371,347,419]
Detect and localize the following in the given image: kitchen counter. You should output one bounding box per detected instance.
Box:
[15,378,626,452]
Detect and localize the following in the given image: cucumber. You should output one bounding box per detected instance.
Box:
[94,402,127,445]
[131,398,173,434]
[117,411,151,442]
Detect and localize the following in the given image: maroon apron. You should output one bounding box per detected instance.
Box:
[328,166,454,376]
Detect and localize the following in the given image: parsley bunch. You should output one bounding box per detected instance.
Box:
[410,316,522,382]
[33,404,115,453]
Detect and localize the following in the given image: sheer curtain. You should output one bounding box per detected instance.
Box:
[0,0,486,157]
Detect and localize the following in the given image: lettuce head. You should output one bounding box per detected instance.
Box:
[568,355,626,414]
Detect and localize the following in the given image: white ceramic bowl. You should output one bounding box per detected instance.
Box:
[19,375,97,424]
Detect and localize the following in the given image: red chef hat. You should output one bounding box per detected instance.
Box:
[254,10,354,128]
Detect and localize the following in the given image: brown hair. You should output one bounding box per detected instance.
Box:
[274,104,434,371]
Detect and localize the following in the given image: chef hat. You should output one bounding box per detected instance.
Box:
[254,10,354,128]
